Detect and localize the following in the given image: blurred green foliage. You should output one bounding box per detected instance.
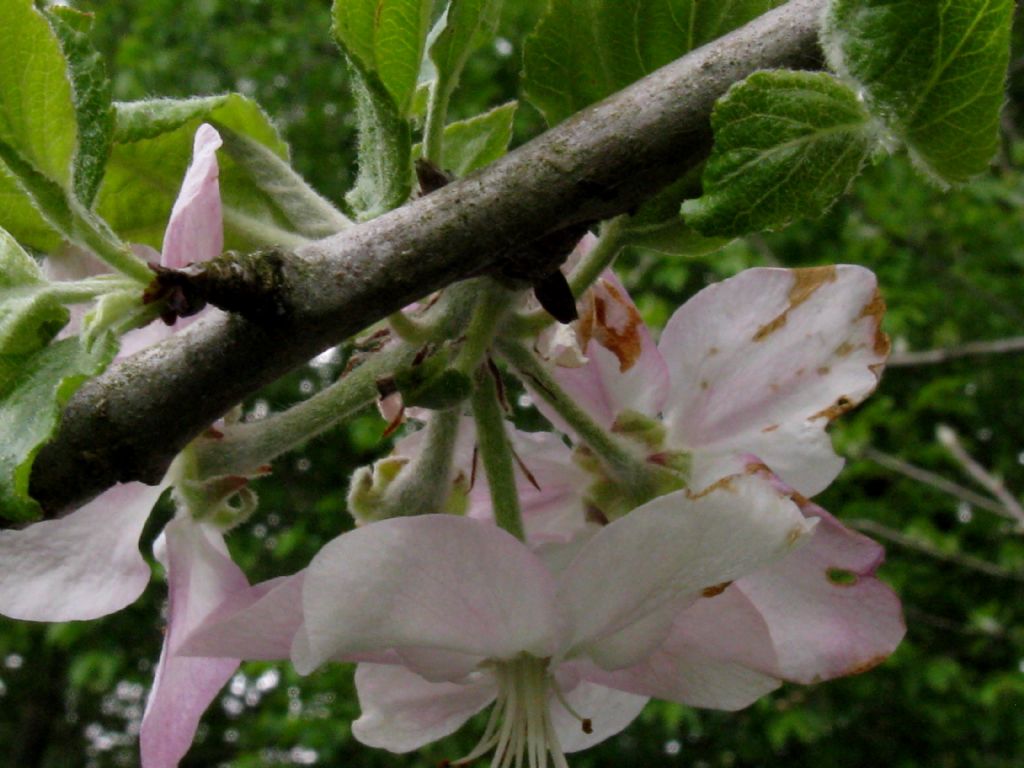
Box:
[1,1,1023,766]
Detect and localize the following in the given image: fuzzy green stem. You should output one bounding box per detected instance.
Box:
[497,338,664,504]
[40,275,140,304]
[388,309,435,343]
[508,217,628,336]
[193,341,418,478]
[72,203,153,283]
[454,279,515,374]
[471,366,525,540]
[387,406,462,517]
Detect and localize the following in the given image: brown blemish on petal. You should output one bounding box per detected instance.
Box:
[787,525,806,546]
[762,424,779,433]
[844,654,890,676]
[811,395,854,421]
[834,341,856,357]
[685,475,737,499]
[700,380,709,390]
[753,267,838,342]
[817,366,830,375]
[708,346,719,356]
[578,279,645,372]
[701,581,732,598]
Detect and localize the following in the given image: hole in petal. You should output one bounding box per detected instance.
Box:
[827,567,859,586]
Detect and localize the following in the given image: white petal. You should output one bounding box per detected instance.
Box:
[161,124,223,269]
[557,473,812,669]
[733,499,905,683]
[549,670,648,752]
[140,517,250,768]
[298,515,562,674]
[660,266,887,495]
[352,663,496,753]
[0,482,164,621]
[181,573,305,660]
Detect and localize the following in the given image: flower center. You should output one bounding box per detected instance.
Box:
[452,656,587,768]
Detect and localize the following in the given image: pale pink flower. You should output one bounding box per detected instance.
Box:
[0,124,225,622]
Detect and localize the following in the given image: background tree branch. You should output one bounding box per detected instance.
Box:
[27,0,826,516]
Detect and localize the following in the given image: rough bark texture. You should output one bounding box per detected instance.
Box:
[29,0,826,516]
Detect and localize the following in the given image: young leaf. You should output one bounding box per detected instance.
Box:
[43,5,115,208]
[425,0,504,157]
[0,171,62,253]
[0,334,117,522]
[413,101,517,177]
[214,123,352,239]
[0,0,77,189]
[0,228,118,522]
[332,0,435,115]
[342,70,413,219]
[97,96,305,251]
[823,0,1013,184]
[682,70,874,236]
[523,0,784,126]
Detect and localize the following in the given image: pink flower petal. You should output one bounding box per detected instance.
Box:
[660,266,888,495]
[140,517,250,768]
[161,124,224,269]
[536,270,670,431]
[0,482,164,621]
[297,515,562,675]
[181,573,305,661]
[733,498,905,683]
[557,474,813,670]
[352,663,497,753]
[549,671,648,752]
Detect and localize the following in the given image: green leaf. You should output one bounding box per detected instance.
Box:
[332,0,434,115]
[823,0,1014,185]
[214,123,352,239]
[430,0,503,111]
[97,95,307,250]
[340,53,414,219]
[681,71,874,236]
[413,101,517,177]
[523,0,784,126]
[0,333,117,522]
[620,174,730,256]
[0,0,77,188]
[43,6,115,208]
[0,228,118,522]
[0,169,62,252]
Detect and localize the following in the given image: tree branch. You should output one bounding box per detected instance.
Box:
[887,336,1024,366]
[28,0,827,516]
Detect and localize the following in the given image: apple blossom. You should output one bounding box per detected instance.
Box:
[0,124,225,622]
[283,474,819,766]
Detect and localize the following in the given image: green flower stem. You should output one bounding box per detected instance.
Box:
[453,278,516,374]
[388,309,435,343]
[43,275,140,304]
[497,337,663,504]
[72,203,154,283]
[193,340,418,478]
[508,217,628,336]
[386,406,462,517]
[471,365,525,540]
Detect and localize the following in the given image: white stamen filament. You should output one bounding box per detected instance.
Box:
[453,656,583,768]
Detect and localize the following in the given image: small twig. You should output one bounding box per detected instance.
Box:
[936,425,1024,528]
[848,518,1024,582]
[887,336,1024,366]
[859,446,1019,522]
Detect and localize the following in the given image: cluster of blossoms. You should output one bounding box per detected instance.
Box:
[0,126,904,767]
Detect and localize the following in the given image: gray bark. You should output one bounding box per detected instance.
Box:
[28,0,827,516]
